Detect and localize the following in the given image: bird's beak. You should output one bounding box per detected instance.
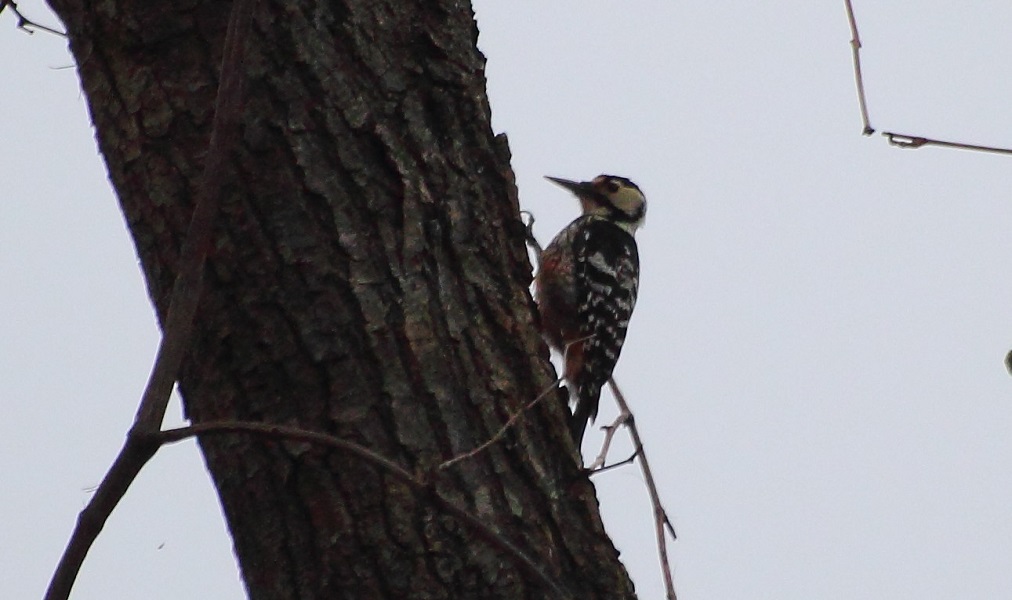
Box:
[544,176,596,197]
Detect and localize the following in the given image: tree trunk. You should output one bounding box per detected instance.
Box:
[46,1,637,597]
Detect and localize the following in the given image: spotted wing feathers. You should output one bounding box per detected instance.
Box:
[569,218,640,444]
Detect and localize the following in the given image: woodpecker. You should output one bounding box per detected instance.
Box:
[534,174,646,448]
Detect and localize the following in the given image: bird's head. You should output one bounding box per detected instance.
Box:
[546,174,646,232]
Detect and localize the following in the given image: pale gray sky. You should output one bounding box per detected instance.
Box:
[5,2,1012,598]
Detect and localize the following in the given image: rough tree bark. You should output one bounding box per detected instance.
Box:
[46,1,638,598]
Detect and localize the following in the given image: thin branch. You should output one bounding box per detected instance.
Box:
[131,0,254,434]
[588,448,639,476]
[586,410,630,471]
[607,378,678,600]
[43,438,159,600]
[843,0,873,135]
[0,0,66,36]
[883,132,1012,155]
[439,376,563,471]
[160,421,574,600]
[44,3,256,599]
[843,4,1012,155]
[520,210,544,256]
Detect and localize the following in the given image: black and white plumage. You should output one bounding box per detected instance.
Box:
[535,175,646,448]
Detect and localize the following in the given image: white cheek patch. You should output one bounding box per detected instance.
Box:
[611,188,644,215]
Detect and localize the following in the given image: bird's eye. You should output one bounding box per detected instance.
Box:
[606,180,620,193]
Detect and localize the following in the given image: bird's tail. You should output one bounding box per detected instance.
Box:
[568,381,601,448]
